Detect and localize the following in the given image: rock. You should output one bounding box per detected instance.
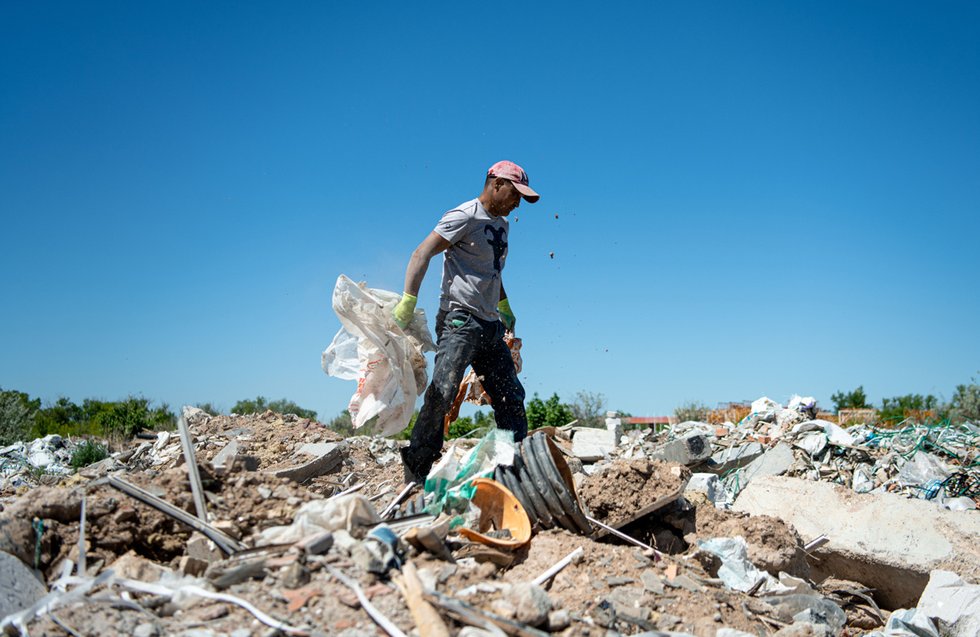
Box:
[0,551,47,619]
[506,582,551,627]
[605,576,635,587]
[178,556,208,577]
[186,533,223,563]
[490,598,516,619]
[734,475,980,609]
[257,486,273,499]
[133,623,159,637]
[548,609,571,631]
[109,551,172,582]
[281,561,310,589]
[641,570,665,594]
[772,622,830,637]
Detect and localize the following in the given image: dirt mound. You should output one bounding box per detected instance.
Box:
[578,459,690,527]
[691,500,810,578]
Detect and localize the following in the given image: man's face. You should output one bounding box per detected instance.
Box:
[490,179,522,216]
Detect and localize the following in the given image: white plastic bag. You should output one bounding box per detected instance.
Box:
[322,275,435,436]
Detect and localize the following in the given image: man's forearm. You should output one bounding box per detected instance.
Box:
[404,249,432,296]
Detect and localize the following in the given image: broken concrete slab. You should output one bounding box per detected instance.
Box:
[736,442,794,488]
[651,434,711,466]
[270,440,348,483]
[733,475,980,609]
[706,442,764,474]
[685,473,721,504]
[917,570,980,637]
[570,428,616,461]
[0,551,47,619]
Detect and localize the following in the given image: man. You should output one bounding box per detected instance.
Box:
[392,160,540,483]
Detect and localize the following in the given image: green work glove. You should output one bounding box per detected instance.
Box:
[392,292,417,329]
[497,298,516,332]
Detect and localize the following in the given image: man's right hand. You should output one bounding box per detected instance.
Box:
[392,292,418,329]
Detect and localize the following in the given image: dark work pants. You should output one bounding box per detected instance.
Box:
[403,308,528,479]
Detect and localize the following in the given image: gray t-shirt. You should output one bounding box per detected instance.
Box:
[434,198,508,322]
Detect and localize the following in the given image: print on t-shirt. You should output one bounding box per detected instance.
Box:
[484,225,507,272]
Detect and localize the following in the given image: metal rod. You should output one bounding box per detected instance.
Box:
[77,496,87,576]
[381,482,416,519]
[177,415,209,522]
[108,476,244,554]
[586,515,660,555]
[531,547,583,587]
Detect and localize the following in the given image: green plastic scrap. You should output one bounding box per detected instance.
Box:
[423,427,516,517]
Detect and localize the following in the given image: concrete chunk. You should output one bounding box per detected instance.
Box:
[708,442,764,474]
[918,570,980,637]
[0,551,47,619]
[571,428,616,461]
[733,475,980,609]
[737,442,794,488]
[651,434,711,466]
[271,440,348,483]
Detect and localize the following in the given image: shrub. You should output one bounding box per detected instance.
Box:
[70,440,109,469]
[0,388,40,445]
[949,376,980,424]
[231,396,317,420]
[674,400,709,423]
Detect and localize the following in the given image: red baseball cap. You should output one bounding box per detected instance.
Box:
[488,160,540,203]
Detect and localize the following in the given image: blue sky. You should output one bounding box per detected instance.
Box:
[2,1,978,421]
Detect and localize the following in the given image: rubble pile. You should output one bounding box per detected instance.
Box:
[0,403,976,637]
[1,435,89,491]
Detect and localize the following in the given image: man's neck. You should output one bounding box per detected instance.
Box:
[478,192,499,217]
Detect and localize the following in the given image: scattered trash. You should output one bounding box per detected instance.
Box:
[0,396,976,637]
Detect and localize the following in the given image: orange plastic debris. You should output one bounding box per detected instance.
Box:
[457,477,532,549]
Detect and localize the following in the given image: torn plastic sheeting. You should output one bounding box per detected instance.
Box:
[257,494,381,545]
[897,452,952,495]
[852,463,875,493]
[322,274,435,436]
[698,537,815,599]
[863,608,941,637]
[793,431,828,456]
[762,594,847,636]
[697,536,775,593]
[424,428,516,518]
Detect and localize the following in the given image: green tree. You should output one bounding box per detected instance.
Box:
[949,375,980,424]
[526,393,574,430]
[196,403,221,416]
[571,391,606,428]
[831,386,871,413]
[231,396,317,420]
[33,397,88,438]
[326,409,354,436]
[879,394,940,424]
[447,410,496,439]
[0,388,41,445]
